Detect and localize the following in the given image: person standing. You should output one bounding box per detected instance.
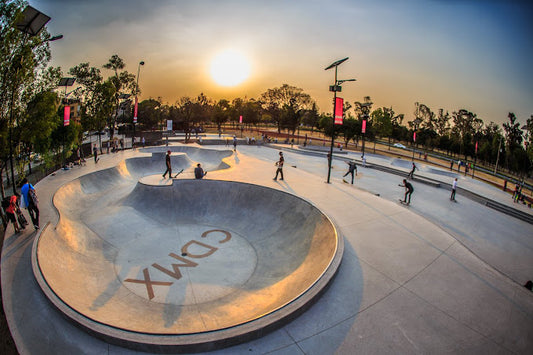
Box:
[343,160,357,184]
[273,152,284,181]
[142,136,145,148]
[93,144,98,163]
[400,179,414,205]
[450,178,458,201]
[21,178,39,229]
[162,150,172,179]
[194,163,207,179]
[407,162,417,179]
[233,135,237,151]
[4,194,21,233]
[76,147,81,165]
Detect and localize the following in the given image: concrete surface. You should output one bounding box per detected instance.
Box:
[32,164,342,349]
[2,137,533,354]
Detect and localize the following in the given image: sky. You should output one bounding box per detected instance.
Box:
[32,0,533,127]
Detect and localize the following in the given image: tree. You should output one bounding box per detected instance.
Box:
[451,109,483,159]
[137,98,162,130]
[301,102,320,133]
[259,84,314,133]
[502,112,525,172]
[102,55,136,139]
[0,0,59,194]
[69,62,116,150]
[502,112,523,150]
[435,109,451,137]
[371,107,394,149]
[212,99,230,132]
[175,96,195,142]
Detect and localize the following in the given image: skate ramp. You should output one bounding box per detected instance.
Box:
[32,157,342,351]
[391,158,457,177]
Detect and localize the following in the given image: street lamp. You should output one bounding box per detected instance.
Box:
[411,118,422,161]
[325,57,354,184]
[133,61,145,148]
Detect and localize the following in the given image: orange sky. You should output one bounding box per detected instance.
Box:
[35,0,533,127]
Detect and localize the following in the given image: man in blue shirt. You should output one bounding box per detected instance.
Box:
[20,178,39,229]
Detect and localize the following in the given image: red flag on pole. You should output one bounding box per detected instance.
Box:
[63,106,70,126]
[133,96,138,123]
[413,131,416,142]
[334,97,343,125]
[475,141,478,154]
[362,119,366,134]
[239,115,243,123]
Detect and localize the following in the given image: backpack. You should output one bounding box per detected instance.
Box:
[28,188,38,206]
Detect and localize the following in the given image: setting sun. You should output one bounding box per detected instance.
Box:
[210,49,250,87]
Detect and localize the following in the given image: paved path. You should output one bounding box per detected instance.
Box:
[2,140,533,354]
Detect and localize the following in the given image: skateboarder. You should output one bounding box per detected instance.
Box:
[273,152,284,181]
[194,163,207,179]
[93,144,99,163]
[407,162,417,179]
[343,160,357,184]
[162,150,172,178]
[400,179,414,205]
[450,178,458,201]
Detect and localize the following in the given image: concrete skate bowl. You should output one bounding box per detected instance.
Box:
[32,175,343,352]
[390,158,457,177]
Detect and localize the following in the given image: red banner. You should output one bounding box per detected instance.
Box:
[133,96,138,123]
[475,141,478,154]
[239,115,243,123]
[63,106,70,126]
[334,97,343,125]
[413,131,416,142]
[362,119,366,134]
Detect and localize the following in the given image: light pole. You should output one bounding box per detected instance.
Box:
[133,60,145,149]
[472,141,478,178]
[361,114,368,157]
[411,118,422,161]
[494,136,503,175]
[325,57,354,183]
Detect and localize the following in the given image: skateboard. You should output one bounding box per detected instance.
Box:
[398,199,410,206]
[173,169,184,178]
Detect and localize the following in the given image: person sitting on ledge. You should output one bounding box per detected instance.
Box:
[194,163,207,179]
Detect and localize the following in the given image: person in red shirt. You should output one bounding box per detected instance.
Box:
[5,194,21,233]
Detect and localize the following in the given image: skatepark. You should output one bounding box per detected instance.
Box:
[2,137,533,354]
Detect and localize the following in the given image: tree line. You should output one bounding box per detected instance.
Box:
[1,0,532,199]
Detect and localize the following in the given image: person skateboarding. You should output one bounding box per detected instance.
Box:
[450,178,458,201]
[407,162,417,179]
[400,179,414,205]
[343,160,357,184]
[162,150,172,179]
[273,151,284,181]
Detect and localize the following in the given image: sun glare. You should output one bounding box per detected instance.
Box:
[210,49,250,87]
